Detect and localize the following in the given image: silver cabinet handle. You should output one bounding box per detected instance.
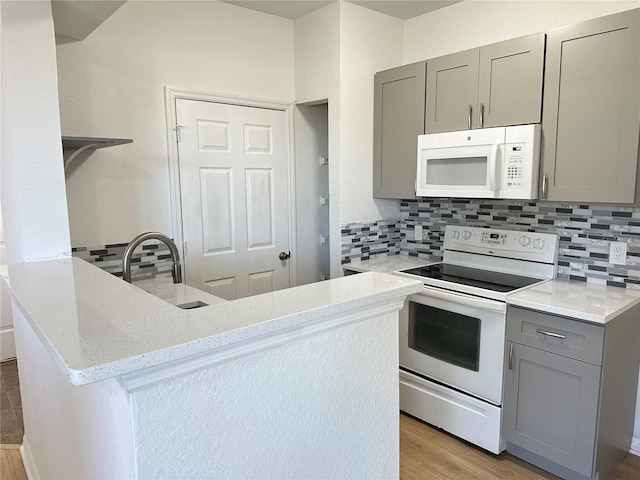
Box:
[542,174,548,199]
[468,105,473,129]
[536,328,566,340]
[508,343,514,370]
[480,103,484,128]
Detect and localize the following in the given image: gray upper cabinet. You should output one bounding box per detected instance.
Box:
[477,35,545,128]
[426,34,545,133]
[541,9,640,203]
[425,49,478,133]
[373,62,426,199]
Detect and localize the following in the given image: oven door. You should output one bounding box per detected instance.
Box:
[399,287,506,405]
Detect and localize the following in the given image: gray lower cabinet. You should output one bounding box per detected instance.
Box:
[425,33,544,133]
[373,61,426,199]
[503,305,640,480]
[541,8,640,203]
[503,341,601,477]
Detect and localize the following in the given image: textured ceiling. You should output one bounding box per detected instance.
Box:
[52,0,126,42]
[220,0,463,20]
[52,0,463,42]
[221,1,334,19]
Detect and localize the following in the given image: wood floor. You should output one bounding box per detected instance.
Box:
[400,413,640,480]
[2,411,640,479]
[0,445,27,480]
[0,360,23,445]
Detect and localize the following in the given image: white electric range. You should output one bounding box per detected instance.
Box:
[394,225,559,453]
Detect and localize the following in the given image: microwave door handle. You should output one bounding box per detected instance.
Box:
[487,143,499,191]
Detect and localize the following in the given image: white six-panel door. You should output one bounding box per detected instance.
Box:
[176,99,290,300]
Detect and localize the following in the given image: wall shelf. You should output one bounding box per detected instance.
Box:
[62,136,132,172]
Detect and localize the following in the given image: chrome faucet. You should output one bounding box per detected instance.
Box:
[122,232,183,284]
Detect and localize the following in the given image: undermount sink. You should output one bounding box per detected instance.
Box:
[175,300,209,310]
[132,278,227,308]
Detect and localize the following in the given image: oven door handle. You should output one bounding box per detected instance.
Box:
[419,287,506,313]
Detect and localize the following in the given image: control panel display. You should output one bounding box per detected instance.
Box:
[482,231,507,245]
[444,226,556,258]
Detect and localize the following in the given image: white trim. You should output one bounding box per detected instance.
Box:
[286,105,299,287]
[0,327,16,361]
[120,298,405,392]
[630,435,640,456]
[163,86,297,287]
[20,435,40,480]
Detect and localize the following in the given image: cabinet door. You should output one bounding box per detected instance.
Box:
[425,49,479,133]
[541,9,640,203]
[503,342,601,477]
[477,34,545,128]
[373,62,426,199]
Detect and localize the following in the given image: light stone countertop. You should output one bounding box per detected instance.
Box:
[342,255,436,274]
[2,257,422,386]
[506,279,640,324]
[342,255,640,324]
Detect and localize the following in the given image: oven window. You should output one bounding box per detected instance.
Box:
[408,302,481,371]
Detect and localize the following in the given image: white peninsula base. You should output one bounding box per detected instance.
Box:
[4,260,420,479]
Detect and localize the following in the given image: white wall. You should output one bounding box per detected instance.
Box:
[14,303,136,479]
[57,1,295,247]
[294,3,342,277]
[339,2,403,225]
[0,0,71,361]
[133,311,400,479]
[294,2,339,106]
[0,28,11,359]
[404,0,639,62]
[295,2,403,277]
[0,0,71,263]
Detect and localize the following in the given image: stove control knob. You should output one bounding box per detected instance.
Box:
[451,230,460,240]
[462,230,472,240]
[519,235,531,247]
[533,238,545,249]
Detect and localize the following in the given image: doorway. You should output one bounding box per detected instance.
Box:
[174,97,292,300]
[294,102,330,284]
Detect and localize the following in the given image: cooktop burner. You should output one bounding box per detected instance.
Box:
[400,263,542,293]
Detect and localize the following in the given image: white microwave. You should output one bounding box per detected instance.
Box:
[416,124,541,199]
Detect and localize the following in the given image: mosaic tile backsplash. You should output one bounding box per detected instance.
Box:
[341,220,402,264]
[342,199,640,290]
[72,240,174,280]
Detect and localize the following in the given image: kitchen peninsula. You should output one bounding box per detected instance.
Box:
[2,258,422,479]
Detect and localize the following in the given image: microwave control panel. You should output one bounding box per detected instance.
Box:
[500,124,541,198]
[504,143,526,186]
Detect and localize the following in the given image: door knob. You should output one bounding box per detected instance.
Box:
[279,251,290,260]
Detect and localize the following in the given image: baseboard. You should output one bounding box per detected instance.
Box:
[20,435,40,480]
[630,435,640,456]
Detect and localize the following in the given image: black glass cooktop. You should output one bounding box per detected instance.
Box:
[400,263,541,293]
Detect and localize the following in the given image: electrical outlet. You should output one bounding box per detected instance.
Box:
[414,225,423,241]
[609,241,627,265]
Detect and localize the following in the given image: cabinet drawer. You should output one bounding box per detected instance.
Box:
[507,306,604,365]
